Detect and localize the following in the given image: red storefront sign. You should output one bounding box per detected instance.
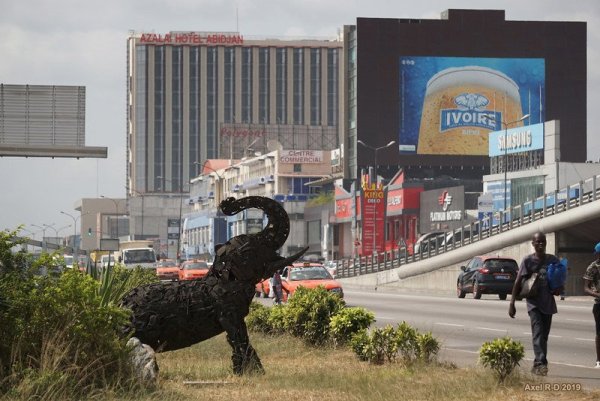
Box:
[361,183,386,255]
[335,198,353,220]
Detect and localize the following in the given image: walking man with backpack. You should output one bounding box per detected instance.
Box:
[508,231,562,376]
[583,242,600,368]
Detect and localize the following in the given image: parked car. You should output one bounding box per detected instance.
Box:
[456,255,519,300]
[179,259,210,281]
[280,262,343,301]
[156,259,179,281]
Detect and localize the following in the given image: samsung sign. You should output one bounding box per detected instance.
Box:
[488,122,544,157]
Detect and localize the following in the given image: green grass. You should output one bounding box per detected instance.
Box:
[93,332,600,401]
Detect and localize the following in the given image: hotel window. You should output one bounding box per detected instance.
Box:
[258,48,270,124]
[135,46,147,191]
[154,46,165,189]
[189,47,201,176]
[327,48,339,127]
[224,48,235,123]
[241,48,252,123]
[207,48,218,158]
[310,48,321,125]
[276,48,287,124]
[293,48,304,125]
[172,47,183,190]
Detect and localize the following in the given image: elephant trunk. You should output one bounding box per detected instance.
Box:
[219,196,290,250]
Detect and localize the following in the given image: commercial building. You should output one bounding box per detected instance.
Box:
[183,149,332,259]
[341,9,586,181]
[333,9,588,257]
[126,31,343,249]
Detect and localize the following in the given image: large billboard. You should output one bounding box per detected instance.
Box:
[354,10,586,173]
[399,57,545,156]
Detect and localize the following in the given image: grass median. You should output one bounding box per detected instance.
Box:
[102,332,599,401]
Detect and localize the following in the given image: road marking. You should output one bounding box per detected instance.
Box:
[476,327,506,332]
[377,316,396,321]
[566,318,591,323]
[575,338,595,342]
[435,322,464,327]
[548,334,562,338]
[444,348,599,369]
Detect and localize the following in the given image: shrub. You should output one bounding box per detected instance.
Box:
[417,332,440,362]
[267,304,289,334]
[370,325,399,364]
[395,321,419,362]
[246,302,272,333]
[479,336,525,382]
[0,230,159,397]
[0,269,134,397]
[349,322,440,366]
[329,307,375,346]
[350,329,371,361]
[283,286,345,346]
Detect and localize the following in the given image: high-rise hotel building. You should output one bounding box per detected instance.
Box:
[126,31,343,241]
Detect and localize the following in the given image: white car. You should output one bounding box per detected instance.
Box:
[323,260,338,278]
[63,255,74,269]
[101,254,116,267]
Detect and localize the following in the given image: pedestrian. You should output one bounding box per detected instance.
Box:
[508,231,562,376]
[583,242,600,368]
[272,269,283,305]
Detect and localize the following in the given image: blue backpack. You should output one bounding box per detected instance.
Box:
[547,258,567,290]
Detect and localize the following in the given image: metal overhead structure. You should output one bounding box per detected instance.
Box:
[0,84,107,159]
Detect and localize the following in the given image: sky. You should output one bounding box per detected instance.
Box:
[1,0,599,238]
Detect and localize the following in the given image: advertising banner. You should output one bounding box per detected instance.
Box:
[360,182,387,255]
[488,122,544,157]
[167,218,180,240]
[399,56,545,156]
[419,186,465,232]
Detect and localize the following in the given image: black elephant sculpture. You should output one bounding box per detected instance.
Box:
[121,196,308,374]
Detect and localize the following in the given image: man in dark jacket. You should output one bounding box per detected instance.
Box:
[583,242,600,368]
[508,231,561,376]
[272,270,283,304]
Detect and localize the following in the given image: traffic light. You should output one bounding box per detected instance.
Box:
[87,228,92,237]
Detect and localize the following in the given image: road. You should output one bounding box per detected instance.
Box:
[342,286,600,389]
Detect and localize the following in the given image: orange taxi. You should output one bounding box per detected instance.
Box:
[255,262,343,301]
[156,259,179,281]
[179,259,210,281]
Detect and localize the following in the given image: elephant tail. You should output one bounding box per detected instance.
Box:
[219,196,290,250]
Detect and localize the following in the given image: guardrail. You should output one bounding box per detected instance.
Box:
[337,174,600,279]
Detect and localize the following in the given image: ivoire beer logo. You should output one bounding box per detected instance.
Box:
[398,56,545,156]
[440,93,500,132]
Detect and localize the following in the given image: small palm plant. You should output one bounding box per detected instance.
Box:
[479,336,525,382]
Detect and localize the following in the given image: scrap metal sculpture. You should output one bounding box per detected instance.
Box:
[121,196,307,374]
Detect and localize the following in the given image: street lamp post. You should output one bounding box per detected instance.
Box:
[130,189,145,240]
[61,211,88,262]
[32,223,55,252]
[501,114,530,211]
[45,224,71,247]
[157,176,189,263]
[357,140,396,255]
[100,196,121,239]
[194,161,224,204]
